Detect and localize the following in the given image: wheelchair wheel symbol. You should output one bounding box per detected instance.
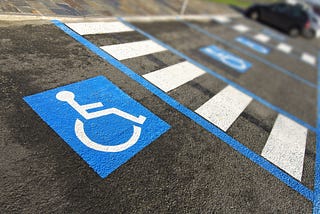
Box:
[56,91,146,153]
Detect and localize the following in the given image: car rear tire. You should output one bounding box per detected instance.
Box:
[288,27,299,37]
[303,29,315,39]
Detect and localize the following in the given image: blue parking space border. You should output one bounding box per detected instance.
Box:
[235,36,270,55]
[52,19,314,203]
[313,52,320,213]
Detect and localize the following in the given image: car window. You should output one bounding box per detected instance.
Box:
[271,3,289,13]
[291,6,307,18]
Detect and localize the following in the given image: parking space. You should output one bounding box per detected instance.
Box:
[1,17,318,212]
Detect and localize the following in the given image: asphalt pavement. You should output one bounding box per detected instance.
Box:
[1,2,320,214]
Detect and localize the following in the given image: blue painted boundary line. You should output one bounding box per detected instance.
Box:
[180,19,317,89]
[118,18,316,133]
[52,19,314,201]
[313,52,320,213]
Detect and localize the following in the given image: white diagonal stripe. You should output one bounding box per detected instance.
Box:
[195,86,252,131]
[66,21,134,35]
[277,43,292,53]
[301,53,316,65]
[211,15,230,23]
[254,34,270,43]
[233,24,250,33]
[261,114,307,181]
[100,40,167,60]
[143,61,206,92]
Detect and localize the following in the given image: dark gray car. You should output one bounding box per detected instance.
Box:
[245,2,318,38]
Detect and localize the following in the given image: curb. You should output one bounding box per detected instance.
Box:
[0,13,241,23]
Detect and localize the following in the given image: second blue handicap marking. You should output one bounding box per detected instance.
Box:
[235,36,270,55]
[200,45,252,73]
[24,76,170,178]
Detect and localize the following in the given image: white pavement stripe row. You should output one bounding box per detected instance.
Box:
[301,53,316,66]
[143,61,206,92]
[254,33,270,43]
[195,86,252,131]
[276,43,292,53]
[101,40,167,60]
[233,24,250,33]
[261,114,307,181]
[66,21,134,35]
[69,21,314,182]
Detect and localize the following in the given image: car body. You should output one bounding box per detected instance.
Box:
[245,2,319,38]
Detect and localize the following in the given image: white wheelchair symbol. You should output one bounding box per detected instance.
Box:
[205,47,248,71]
[56,91,146,153]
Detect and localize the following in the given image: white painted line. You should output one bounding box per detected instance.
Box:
[301,53,316,65]
[195,86,252,131]
[276,43,292,53]
[261,114,307,181]
[66,21,134,35]
[100,40,167,60]
[211,15,231,23]
[316,29,320,38]
[233,24,250,33]
[143,61,206,92]
[254,34,270,43]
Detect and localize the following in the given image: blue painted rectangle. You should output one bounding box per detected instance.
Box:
[235,36,270,55]
[200,45,252,73]
[24,76,170,178]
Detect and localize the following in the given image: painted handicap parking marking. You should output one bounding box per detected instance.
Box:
[200,45,252,73]
[24,76,170,178]
[235,36,270,55]
[56,90,147,153]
